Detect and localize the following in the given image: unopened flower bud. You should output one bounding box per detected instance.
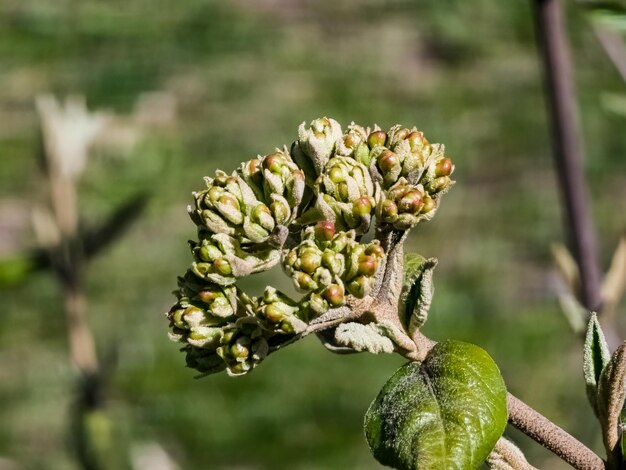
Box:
[357,254,378,277]
[381,199,398,222]
[329,165,345,183]
[263,304,284,323]
[378,150,399,174]
[347,276,368,298]
[294,272,318,291]
[407,131,430,154]
[396,128,410,141]
[352,196,373,216]
[435,158,454,177]
[213,258,232,276]
[315,220,335,242]
[231,339,250,360]
[323,284,345,307]
[398,190,423,214]
[263,153,284,173]
[421,194,435,214]
[368,130,387,149]
[309,292,329,314]
[300,251,322,274]
[365,243,384,258]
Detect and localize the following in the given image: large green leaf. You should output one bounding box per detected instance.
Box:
[364,340,508,470]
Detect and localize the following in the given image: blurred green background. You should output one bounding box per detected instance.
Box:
[1,0,626,468]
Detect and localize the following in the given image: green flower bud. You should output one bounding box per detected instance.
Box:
[263,304,284,323]
[294,272,318,292]
[314,220,335,242]
[300,250,322,274]
[308,292,329,315]
[322,249,345,275]
[380,199,398,223]
[263,153,284,174]
[323,284,345,308]
[408,131,431,155]
[213,258,232,276]
[293,117,343,177]
[435,157,454,177]
[357,254,378,277]
[346,275,371,298]
[367,130,387,149]
[352,196,373,216]
[421,194,435,214]
[298,156,374,234]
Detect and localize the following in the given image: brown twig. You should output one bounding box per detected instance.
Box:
[531,0,605,317]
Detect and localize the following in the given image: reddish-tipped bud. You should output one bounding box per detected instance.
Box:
[365,243,384,258]
[378,150,399,174]
[314,220,335,242]
[435,158,453,177]
[213,258,232,276]
[357,254,378,276]
[381,199,398,219]
[399,190,423,214]
[352,196,373,216]
[367,130,387,149]
[197,290,220,304]
[323,284,345,307]
[263,154,284,173]
[387,185,409,201]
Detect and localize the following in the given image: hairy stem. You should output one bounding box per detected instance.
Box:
[507,393,605,470]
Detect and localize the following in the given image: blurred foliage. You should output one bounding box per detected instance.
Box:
[1,0,626,468]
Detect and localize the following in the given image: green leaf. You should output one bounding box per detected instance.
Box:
[364,340,508,470]
[588,6,626,32]
[597,341,626,468]
[399,254,437,334]
[583,313,610,416]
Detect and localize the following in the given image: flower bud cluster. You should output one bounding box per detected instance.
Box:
[169,270,306,376]
[365,125,455,230]
[167,117,453,377]
[283,222,385,315]
[299,156,376,234]
[190,150,304,246]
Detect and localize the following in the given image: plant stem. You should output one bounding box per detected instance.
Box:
[531,0,604,315]
[507,393,605,470]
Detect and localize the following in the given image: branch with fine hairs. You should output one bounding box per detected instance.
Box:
[507,393,605,470]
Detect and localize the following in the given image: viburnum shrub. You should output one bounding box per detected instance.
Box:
[165,118,619,469]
